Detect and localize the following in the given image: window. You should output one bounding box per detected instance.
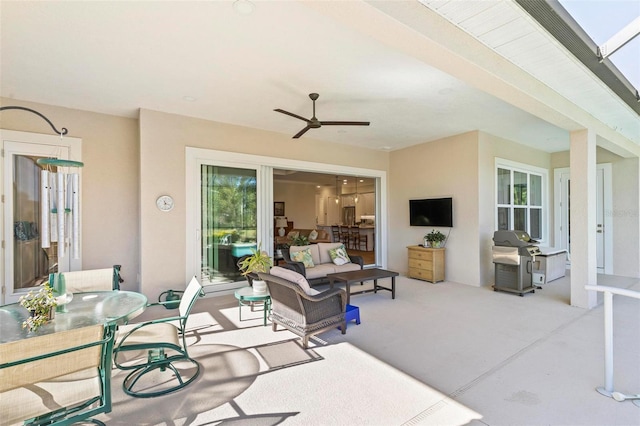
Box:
[495,159,546,242]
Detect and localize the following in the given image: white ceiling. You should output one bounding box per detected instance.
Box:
[1,1,637,154]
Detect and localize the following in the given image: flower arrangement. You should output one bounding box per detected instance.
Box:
[19,282,57,331]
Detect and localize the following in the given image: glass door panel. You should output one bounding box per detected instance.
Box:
[13,155,53,291]
[200,165,257,286]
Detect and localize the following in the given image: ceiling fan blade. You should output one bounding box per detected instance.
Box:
[293,126,312,139]
[274,109,311,123]
[319,121,370,126]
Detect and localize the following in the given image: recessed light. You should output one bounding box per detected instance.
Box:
[183,96,196,102]
[233,0,255,15]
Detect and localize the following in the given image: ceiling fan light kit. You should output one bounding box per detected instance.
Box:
[275,93,370,139]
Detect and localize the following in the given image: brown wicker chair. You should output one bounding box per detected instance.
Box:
[258,272,347,348]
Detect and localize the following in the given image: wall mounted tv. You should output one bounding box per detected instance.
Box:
[409,197,453,227]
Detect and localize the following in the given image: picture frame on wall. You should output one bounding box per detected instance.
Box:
[274,201,285,216]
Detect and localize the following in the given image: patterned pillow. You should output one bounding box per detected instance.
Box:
[329,244,351,266]
[308,229,318,241]
[290,248,315,268]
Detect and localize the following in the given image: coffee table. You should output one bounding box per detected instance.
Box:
[327,268,399,305]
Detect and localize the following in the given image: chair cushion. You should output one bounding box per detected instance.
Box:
[269,266,319,295]
[329,244,351,265]
[290,248,315,268]
[116,322,180,347]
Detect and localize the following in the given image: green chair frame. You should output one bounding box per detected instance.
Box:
[49,265,123,293]
[112,276,203,398]
[0,324,115,426]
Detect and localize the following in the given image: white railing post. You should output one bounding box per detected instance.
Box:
[585,284,640,404]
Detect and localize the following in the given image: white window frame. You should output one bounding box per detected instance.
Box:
[495,158,548,244]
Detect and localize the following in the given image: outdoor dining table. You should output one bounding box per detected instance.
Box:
[0,290,148,344]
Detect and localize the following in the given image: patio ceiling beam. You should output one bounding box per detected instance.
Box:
[597,17,640,61]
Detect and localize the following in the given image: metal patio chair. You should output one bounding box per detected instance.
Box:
[0,324,115,426]
[112,276,203,398]
[49,265,123,293]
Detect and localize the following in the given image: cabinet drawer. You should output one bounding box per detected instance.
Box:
[409,258,433,271]
[408,249,433,261]
[409,267,432,281]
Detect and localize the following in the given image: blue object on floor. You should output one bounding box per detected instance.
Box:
[345,304,360,325]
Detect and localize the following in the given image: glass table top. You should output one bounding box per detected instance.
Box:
[0,290,147,343]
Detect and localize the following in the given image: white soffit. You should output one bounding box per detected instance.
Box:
[418,0,639,147]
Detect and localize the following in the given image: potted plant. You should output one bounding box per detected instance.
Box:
[290,234,309,246]
[425,229,446,248]
[19,282,58,331]
[237,244,273,294]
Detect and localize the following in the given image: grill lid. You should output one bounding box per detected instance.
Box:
[493,230,538,247]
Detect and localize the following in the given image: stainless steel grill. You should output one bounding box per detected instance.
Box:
[492,230,541,296]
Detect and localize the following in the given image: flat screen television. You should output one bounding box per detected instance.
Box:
[409,197,453,227]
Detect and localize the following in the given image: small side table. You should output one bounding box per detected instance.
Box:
[234,287,271,326]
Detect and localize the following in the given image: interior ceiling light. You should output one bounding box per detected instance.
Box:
[233,0,255,15]
[355,178,359,203]
[335,176,340,204]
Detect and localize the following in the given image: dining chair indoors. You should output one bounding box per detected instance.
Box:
[0,324,115,426]
[112,276,203,398]
[331,225,340,242]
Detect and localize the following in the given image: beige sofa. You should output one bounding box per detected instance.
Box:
[282,242,363,286]
[275,228,332,246]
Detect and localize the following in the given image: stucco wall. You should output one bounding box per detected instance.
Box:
[0,98,140,290]
[139,108,389,298]
[389,130,552,287]
[388,131,480,285]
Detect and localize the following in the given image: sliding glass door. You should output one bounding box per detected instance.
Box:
[200,165,257,286]
[186,147,386,289]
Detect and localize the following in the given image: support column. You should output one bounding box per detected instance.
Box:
[570,129,598,309]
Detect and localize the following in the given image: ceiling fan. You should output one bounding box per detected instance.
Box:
[274,93,370,139]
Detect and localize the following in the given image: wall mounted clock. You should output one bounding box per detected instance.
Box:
[156,195,174,212]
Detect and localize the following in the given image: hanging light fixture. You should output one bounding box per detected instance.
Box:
[335,176,340,204]
[354,177,359,203]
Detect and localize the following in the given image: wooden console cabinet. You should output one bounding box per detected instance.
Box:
[407,246,445,283]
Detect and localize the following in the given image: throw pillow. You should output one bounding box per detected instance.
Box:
[290,248,315,268]
[309,229,318,241]
[269,266,319,296]
[329,244,351,266]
